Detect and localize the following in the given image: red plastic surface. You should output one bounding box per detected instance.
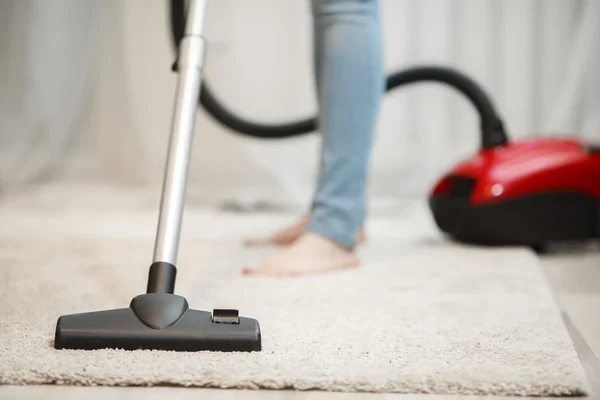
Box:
[431,137,600,205]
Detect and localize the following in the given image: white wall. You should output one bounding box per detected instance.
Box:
[2,0,599,210]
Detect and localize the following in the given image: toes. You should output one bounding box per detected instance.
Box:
[244,217,310,248]
[242,262,274,276]
[242,261,297,277]
[242,265,261,275]
[243,233,295,247]
[243,236,272,247]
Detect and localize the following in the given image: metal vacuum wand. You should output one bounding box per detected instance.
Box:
[153,0,210,267]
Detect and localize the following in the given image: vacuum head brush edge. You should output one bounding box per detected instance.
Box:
[54,292,262,352]
[54,262,261,352]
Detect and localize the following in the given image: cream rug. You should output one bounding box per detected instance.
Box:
[0,185,590,396]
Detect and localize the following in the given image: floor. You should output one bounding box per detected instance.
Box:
[0,186,598,399]
[1,244,598,400]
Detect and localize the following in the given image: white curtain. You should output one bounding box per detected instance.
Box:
[0,0,101,190]
[2,0,599,210]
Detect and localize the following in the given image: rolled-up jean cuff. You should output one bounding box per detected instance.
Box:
[305,218,357,248]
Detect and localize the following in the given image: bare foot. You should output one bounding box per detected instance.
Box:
[243,232,359,277]
[244,215,367,247]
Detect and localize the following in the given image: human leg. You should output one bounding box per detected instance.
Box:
[305,0,384,248]
[244,0,381,248]
[244,0,384,275]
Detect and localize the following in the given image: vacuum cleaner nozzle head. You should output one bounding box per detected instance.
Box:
[54,293,261,352]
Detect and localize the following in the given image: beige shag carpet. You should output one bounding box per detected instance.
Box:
[0,184,590,396]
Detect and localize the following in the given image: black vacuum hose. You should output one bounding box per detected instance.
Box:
[169,0,509,149]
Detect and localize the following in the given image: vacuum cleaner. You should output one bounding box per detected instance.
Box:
[429,139,599,249]
[54,0,261,352]
[169,0,600,250]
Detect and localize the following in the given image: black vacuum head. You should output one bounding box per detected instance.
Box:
[54,293,261,352]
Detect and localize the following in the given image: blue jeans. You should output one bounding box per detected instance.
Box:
[306,0,385,248]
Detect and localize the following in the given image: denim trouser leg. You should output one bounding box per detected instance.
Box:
[306,0,385,248]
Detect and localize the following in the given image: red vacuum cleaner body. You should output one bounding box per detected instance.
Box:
[429,137,600,247]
